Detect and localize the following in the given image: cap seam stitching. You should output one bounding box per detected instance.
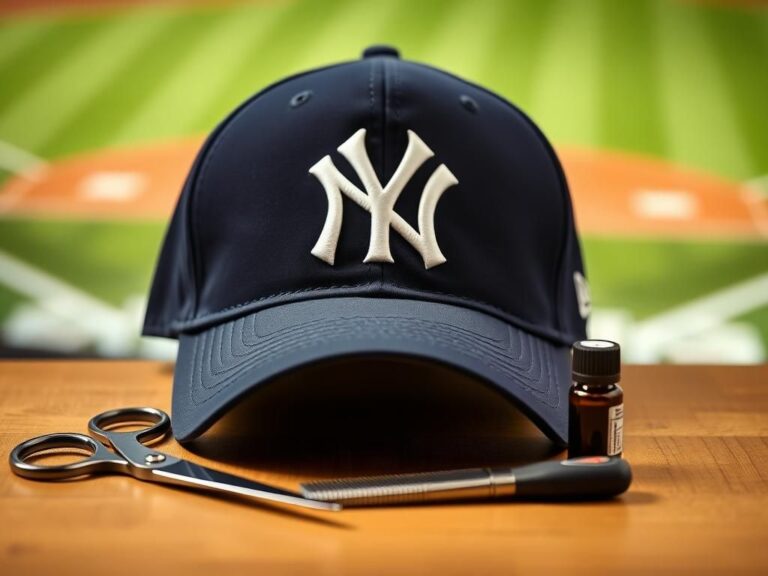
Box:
[188,322,557,410]
[370,57,386,292]
[215,317,543,386]
[147,281,570,344]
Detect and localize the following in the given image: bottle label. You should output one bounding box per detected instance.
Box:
[608,404,624,456]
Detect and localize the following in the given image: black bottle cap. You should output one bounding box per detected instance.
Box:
[572,340,621,384]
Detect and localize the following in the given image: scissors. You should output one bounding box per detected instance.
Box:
[9,406,341,512]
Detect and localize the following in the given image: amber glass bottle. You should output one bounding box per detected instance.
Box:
[568,340,623,458]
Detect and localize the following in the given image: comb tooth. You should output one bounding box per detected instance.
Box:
[301,468,493,506]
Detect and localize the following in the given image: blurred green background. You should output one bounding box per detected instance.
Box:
[0,0,766,362]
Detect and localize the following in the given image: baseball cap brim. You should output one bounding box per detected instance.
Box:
[172,297,572,444]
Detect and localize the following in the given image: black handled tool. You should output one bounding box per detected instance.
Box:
[301,456,632,506]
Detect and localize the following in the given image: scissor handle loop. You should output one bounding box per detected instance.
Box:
[9,433,124,481]
[88,407,170,446]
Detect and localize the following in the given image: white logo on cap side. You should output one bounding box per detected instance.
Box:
[574,270,591,319]
[309,128,457,268]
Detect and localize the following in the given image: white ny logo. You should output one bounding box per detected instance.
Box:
[309,128,458,269]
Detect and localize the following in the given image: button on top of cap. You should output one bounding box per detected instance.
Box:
[362,45,400,59]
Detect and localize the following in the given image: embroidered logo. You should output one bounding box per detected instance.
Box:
[573,271,591,319]
[309,128,457,268]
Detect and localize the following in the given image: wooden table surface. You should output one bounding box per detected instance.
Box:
[0,361,766,575]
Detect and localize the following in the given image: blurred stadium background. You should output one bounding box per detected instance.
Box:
[0,0,766,362]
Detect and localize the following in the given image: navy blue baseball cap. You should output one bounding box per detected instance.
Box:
[143,45,589,445]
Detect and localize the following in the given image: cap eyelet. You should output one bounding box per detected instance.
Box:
[290,90,313,108]
[459,94,479,114]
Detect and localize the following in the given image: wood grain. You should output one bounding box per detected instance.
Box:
[1,361,767,575]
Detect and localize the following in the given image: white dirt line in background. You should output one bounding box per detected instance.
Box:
[632,271,768,352]
[0,139,48,176]
[0,139,49,214]
[0,248,126,337]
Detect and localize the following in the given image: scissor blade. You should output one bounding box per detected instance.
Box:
[150,460,341,512]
